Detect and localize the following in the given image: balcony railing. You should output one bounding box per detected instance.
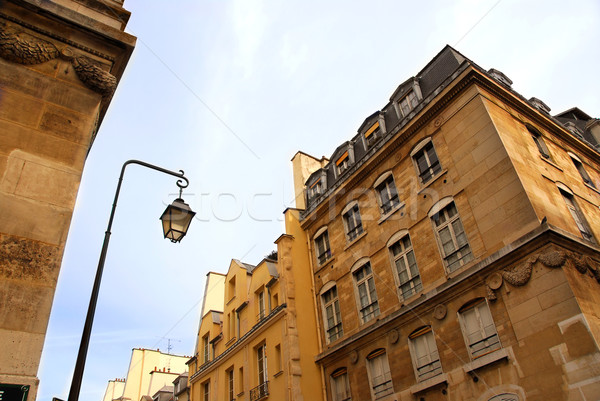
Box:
[250,381,269,401]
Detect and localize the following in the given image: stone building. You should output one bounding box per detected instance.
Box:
[187,210,323,401]
[293,46,600,400]
[0,0,135,398]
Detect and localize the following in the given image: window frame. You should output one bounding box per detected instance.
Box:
[256,343,268,386]
[559,186,596,243]
[314,226,332,265]
[527,125,552,160]
[569,152,596,189]
[366,349,393,399]
[202,380,210,401]
[330,368,352,401]
[387,231,422,300]
[202,334,210,363]
[227,368,235,401]
[410,138,442,185]
[429,198,473,273]
[320,282,343,343]
[351,260,380,324]
[408,326,443,382]
[342,201,364,242]
[458,298,502,360]
[373,172,401,215]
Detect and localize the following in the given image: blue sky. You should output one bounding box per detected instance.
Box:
[37,0,600,400]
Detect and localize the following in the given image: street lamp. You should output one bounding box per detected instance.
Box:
[67,160,196,401]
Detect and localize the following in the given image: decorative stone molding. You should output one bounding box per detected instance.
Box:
[433,304,447,320]
[349,350,358,364]
[0,22,59,64]
[0,22,117,96]
[501,256,536,287]
[388,328,399,344]
[487,249,599,299]
[69,52,117,96]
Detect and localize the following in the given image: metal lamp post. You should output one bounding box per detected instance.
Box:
[67,160,196,401]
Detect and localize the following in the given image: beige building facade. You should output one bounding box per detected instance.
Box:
[188,210,323,401]
[294,46,600,400]
[0,0,135,398]
[101,348,189,401]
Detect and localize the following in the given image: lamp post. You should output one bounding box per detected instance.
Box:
[67,160,196,401]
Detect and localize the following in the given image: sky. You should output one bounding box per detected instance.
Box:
[37,0,600,400]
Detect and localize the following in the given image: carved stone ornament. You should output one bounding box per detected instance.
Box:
[388,328,399,344]
[502,256,536,287]
[0,22,117,97]
[538,251,566,268]
[434,304,447,320]
[0,22,59,64]
[487,273,503,290]
[71,55,117,97]
[487,249,600,299]
[349,350,358,364]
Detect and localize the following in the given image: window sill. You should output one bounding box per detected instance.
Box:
[226,295,236,306]
[377,202,405,225]
[344,231,367,251]
[236,391,245,397]
[225,337,237,347]
[273,370,284,378]
[463,348,508,373]
[314,256,335,274]
[410,373,448,394]
[417,169,448,194]
[540,156,562,171]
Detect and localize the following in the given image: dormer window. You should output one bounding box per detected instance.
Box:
[336,151,350,176]
[399,90,419,117]
[309,179,322,200]
[364,122,381,149]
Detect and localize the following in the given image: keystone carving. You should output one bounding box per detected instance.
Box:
[0,22,59,64]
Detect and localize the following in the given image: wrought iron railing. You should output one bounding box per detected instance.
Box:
[250,381,269,401]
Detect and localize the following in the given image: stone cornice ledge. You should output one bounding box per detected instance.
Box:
[315,223,597,363]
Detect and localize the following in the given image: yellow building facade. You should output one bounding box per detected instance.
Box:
[294,46,600,400]
[188,210,323,401]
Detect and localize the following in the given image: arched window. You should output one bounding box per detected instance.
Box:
[408,326,442,381]
[387,230,422,300]
[458,298,501,359]
[351,259,380,323]
[330,368,351,401]
[320,282,343,343]
[429,198,473,272]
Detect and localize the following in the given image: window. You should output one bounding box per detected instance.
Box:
[336,151,350,176]
[411,139,442,184]
[253,343,268,400]
[374,173,401,215]
[257,290,266,320]
[314,227,332,265]
[203,381,210,401]
[409,326,442,381]
[364,121,381,148]
[228,276,236,301]
[321,284,343,343]
[343,203,364,241]
[330,368,351,401]
[527,126,551,159]
[309,178,323,200]
[238,367,244,395]
[227,368,235,401]
[399,90,419,117]
[202,334,210,363]
[561,189,596,243]
[366,349,393,399]
[430,200,473,272]
[388,233,422,300]
[353,262,380,323]
[275,344,282,373]
[459,299,501,359]
[570,154,596,188]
